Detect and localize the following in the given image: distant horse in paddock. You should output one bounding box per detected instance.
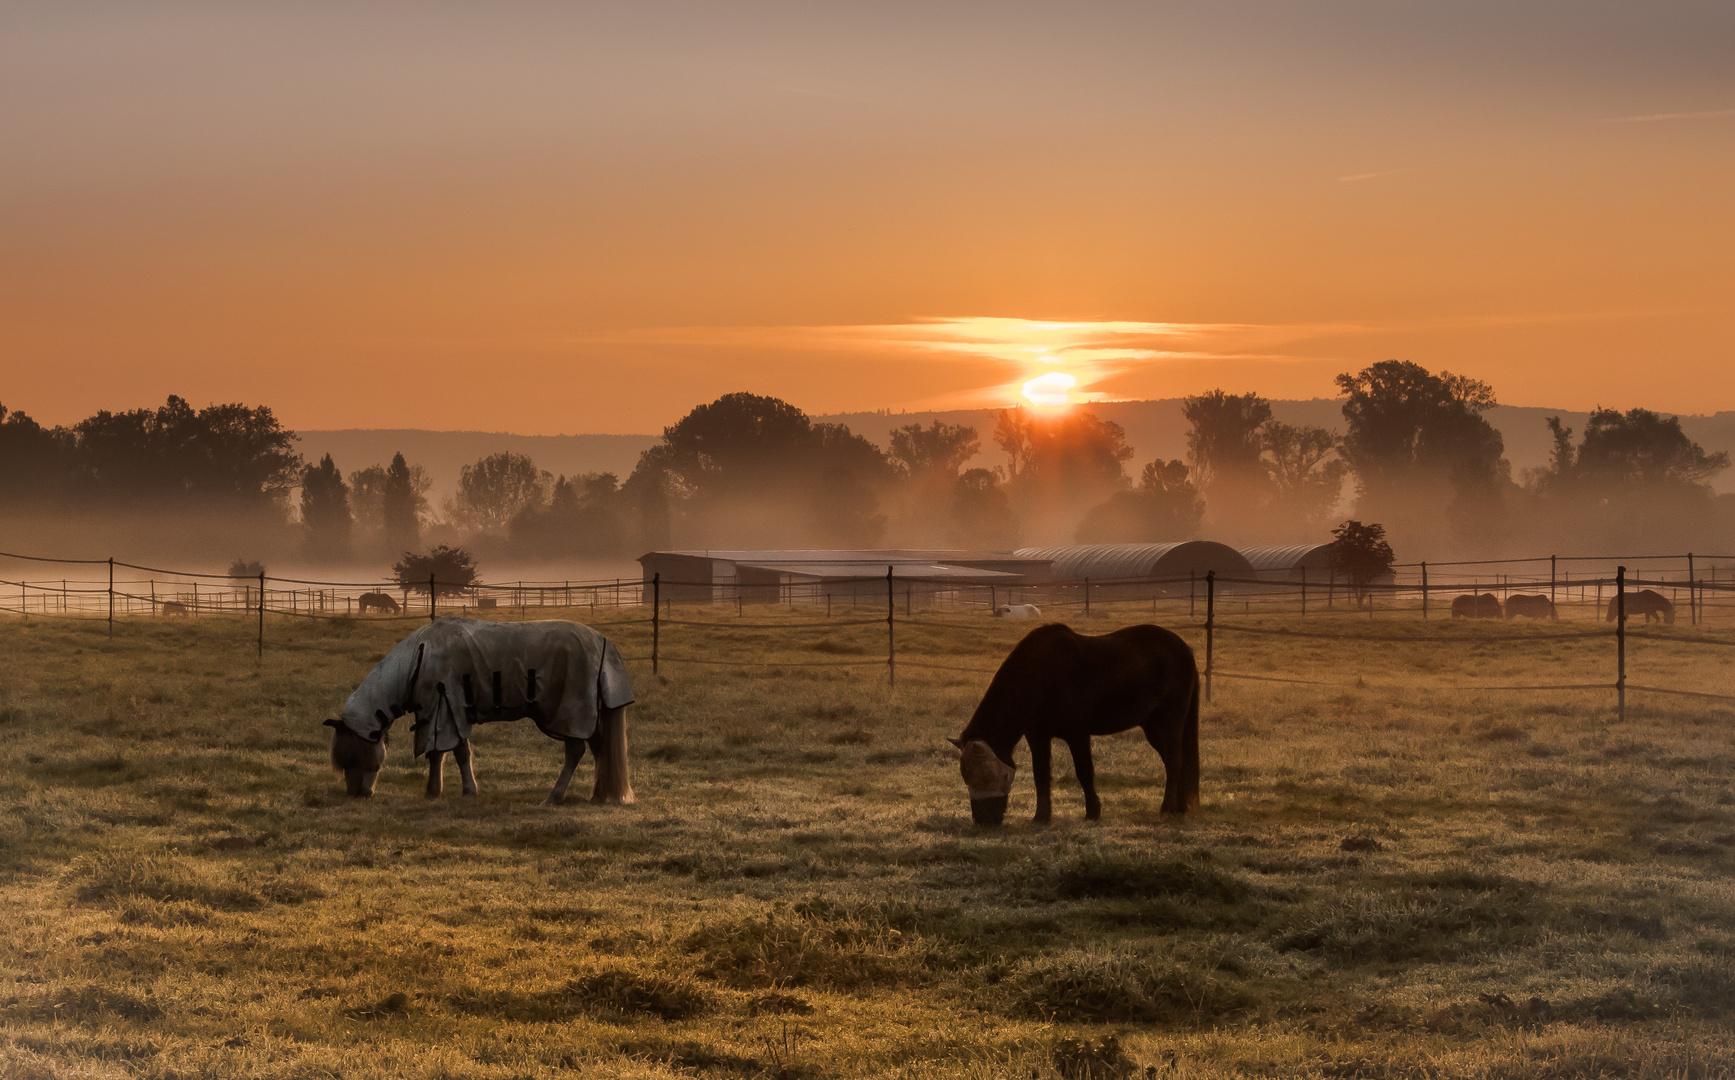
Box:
[1607,589,1675,625]
[1504,594,1557,620]
[358,592,401,615]
[160,601,190,616]
[949,623,1199,827]
[324,617,634,805]
[1451,593,1503,619]
[992,604,1042,619]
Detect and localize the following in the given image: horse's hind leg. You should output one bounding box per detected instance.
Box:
[425,751,445,799]
[1066,737,1101,821]
[1030,737,1053,823]
[543,738,586,807]
[453,740,478,796]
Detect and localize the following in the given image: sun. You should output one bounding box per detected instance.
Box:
[1021,371,1076,408]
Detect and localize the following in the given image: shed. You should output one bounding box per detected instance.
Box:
[1013,542,1255,584]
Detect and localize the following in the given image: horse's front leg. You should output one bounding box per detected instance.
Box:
[425,750,445,798]
[543,738,586,807]
[1030,737,1053,824]
[453,740,478,796]
[1068,736,1100,821]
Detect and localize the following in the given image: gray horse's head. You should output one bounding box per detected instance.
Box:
[326,719,386,797]
[949,737,1015,827]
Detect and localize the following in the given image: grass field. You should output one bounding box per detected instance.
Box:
[2,603,1734,1079]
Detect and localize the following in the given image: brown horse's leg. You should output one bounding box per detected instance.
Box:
[1067,737,1100,821]
[1145,722,1183,814]
[453,740,478,796]
[1030,738,1053,823]
[543,738,586,807]
[425,751,444,798]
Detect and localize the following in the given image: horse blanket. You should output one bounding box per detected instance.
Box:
[336,618,634,757]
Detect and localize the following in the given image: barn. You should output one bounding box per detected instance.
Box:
[1012,542,1255,585]
[1238,543,1337,582]
[637,549,1053,606]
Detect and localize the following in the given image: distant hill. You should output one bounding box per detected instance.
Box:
[297,403,1735,501]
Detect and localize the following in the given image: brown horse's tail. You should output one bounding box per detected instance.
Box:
[589,704,635,806]
[1180,672,1201,812]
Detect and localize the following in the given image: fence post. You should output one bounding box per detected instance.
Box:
[107,557,114,637]
[1550,555,1557,606]
[1687,553,1697,626]
[990,585,996,612]
[886,566,895,689]
[1204,570,1215,703]
[257,571,265,657]
[1084,577,1091,617]
[429,575,437,621]
[1421,562,1429,619]
[652,572,660,676]
[1616,565,1627,723]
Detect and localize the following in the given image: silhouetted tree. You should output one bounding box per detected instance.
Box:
[890,420,980,479]
[511,472,629,557]
[380,452,428,552]
[447,452,551,534]
[394,545,479,597]
[1328,520,1395,605]
[1075,459,1204,543]
[1261,421,1348,533]
[299,454,352,558]
[1336,361,1507,547]
[948,468,1019,549]
[72,395,300,508]
[0,403,76,500]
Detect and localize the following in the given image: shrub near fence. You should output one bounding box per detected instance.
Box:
[2,549,1732,722]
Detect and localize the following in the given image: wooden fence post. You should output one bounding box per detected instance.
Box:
[107,557,114,637]
[1616,565,1627,723]
[429,575,437,621]
[652,572,660,675]
[257,571,265,658]
[1550,555,1557,606]
[886,566,895,689]
[1204,570,1216,703]
[1687,553,1697,626]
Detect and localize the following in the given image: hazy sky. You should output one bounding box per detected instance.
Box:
[3,1,1732,433]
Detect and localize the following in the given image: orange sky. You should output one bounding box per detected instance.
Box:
[3,1,1732,434]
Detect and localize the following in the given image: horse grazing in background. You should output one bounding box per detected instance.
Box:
[949,623,1199,827]
[992,604,1042,619]
[1451,593,1503,618]
[324,618,635,805]
[1504,594,1557,620]
[1607,589,1675,625]
[358,592,401,615]
[160,601,190,616]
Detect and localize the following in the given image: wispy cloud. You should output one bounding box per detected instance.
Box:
[1338,167,1412,183]
[1608,108,1735,124]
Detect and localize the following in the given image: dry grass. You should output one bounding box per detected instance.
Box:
[0,600,1733,1078]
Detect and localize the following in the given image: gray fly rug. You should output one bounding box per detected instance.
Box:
[330,617,635,803]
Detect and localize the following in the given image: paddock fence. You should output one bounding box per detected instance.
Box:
[2,548,1732,721]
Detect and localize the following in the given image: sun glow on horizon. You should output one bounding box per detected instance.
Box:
[1021,371,1077,408]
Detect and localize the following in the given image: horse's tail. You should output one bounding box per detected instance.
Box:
[589,704,635,806]
[1180,671,1201,812]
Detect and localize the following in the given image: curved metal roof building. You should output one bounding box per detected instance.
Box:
[1239,543,1335,579]
[1013,541,1255,583]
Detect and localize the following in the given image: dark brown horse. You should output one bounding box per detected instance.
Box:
[358,592,401,614]
[948,623,1199,827]
[1504,594,1557,620]
[1451,593,1503,618]
[1607,589,1675,625]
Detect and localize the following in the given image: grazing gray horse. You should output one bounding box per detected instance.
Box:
[324,618,634,805]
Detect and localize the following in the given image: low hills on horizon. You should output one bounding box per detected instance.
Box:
[296,398,1735,506]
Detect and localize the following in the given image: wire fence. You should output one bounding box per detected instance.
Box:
[2,548,1732,719]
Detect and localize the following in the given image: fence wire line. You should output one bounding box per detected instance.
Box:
[657,616,887,630]
[894,659,1001,674]
[1626,631,1735,649]
[1625,683,1735,703]
[656,655,887,669]
[1211,624,1612,644]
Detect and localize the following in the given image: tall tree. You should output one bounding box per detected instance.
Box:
[993,407,1133,492]
[71,395,300,508]
[1260,420,1348,532]
[949,468,1019,548]
[1075,459,1205,543]
[889,420,979,479]
[1182,390,1272,489]
[447,452,551,534]
[299,454,352,558]
[380,452,428,552]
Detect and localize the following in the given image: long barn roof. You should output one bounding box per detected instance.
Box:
[1238,544,1335,573]
[1012,542,1255,582]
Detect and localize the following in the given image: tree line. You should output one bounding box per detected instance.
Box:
[2,360,1727,566]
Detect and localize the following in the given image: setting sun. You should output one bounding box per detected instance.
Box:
[1021,371,1077,407]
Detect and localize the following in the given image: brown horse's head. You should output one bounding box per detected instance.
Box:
[949,738,1015,827]
[326,719,385,797]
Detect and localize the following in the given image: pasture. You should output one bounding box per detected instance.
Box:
[2,604,1733,1079]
